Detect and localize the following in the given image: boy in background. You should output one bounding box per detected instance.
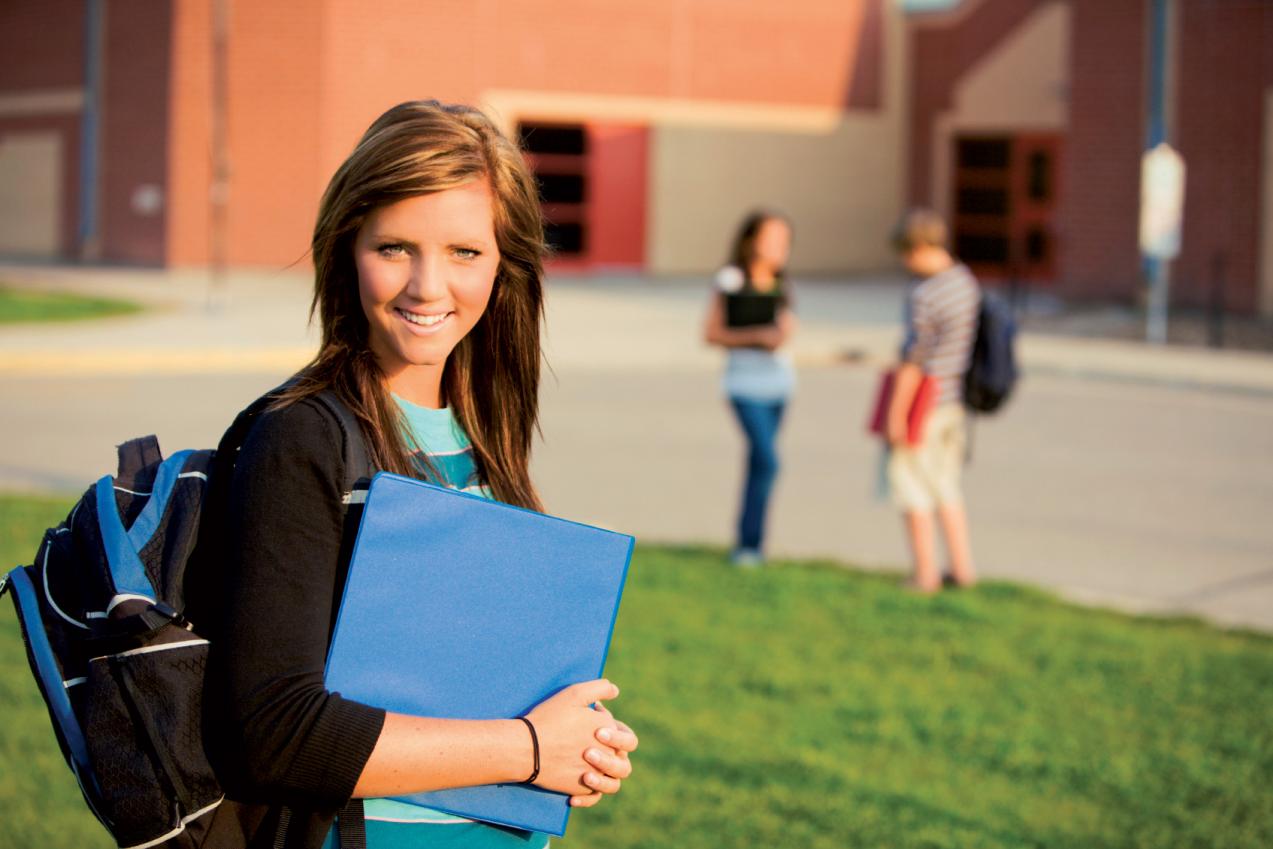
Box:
[886,209,980,592]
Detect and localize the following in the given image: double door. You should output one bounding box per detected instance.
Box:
[951,133,1061,281]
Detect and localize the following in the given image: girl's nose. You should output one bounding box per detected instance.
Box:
[406,253,448,302]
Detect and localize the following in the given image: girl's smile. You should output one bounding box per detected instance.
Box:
[395,307,454,331]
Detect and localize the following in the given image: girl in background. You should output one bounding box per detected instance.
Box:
[703,211,798,567]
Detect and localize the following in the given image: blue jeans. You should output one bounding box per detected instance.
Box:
[730,398,786,552]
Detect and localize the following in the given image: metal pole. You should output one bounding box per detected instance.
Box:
[1208,251,1226,349]
[1144,0,1174,344]
[77,0,105,260]
[1146,259,1169,344]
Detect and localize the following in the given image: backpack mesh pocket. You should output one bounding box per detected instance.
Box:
[83,634,221,848]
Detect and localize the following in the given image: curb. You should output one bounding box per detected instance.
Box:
[0,348,315,377]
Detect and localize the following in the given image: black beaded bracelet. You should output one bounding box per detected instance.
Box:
[516,716,540,784]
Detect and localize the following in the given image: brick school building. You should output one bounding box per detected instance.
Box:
[1,0,1270,315]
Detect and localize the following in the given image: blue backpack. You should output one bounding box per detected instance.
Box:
[963,292,1018,414]
[1,390,370,849]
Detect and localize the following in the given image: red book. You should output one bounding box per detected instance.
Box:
[867,370,939,447]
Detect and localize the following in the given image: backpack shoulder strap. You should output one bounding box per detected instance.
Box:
[313,390,375,498]
[307,390,377,649]
[213,383,374,500]
[311,391,374,849]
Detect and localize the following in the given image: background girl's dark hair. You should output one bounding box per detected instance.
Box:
[727,209,791,275]
[277,99,546,511]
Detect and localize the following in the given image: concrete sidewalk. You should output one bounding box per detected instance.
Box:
[4,264,1273,396]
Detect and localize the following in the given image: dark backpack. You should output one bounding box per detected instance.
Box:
[963,292,1018,413]
[1,390,370,849]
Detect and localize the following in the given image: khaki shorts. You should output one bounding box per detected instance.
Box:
[887,403,966,513]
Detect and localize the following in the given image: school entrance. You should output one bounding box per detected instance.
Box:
[517,121,648,271]
[950,133,1061,283]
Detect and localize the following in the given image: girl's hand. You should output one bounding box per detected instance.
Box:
[887,413,909,447]
[755,325,784,350]
[571,710,638,808]
[524,679,628,798]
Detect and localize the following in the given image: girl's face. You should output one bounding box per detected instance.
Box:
[751,217,791,273]
[354,180,500,404]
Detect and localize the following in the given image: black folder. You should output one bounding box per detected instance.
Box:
[724,292,779,327]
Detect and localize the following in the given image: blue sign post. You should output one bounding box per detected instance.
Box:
[1142,0,1179,344]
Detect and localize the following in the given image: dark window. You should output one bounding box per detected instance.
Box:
[956,138,1011,170]
[545,221,585,255]
[956,188,1010,217]
[1025,227,1049,263]
[537,173,586,205]
[519,124,587,156]
[518,122,589,257]
[1028,151,1051,201]
[955,234,1010,264]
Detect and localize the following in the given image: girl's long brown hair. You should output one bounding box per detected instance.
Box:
[278,100,546,511]
[727,209,791,276]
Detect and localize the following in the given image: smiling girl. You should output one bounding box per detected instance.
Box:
[194,101,637,849]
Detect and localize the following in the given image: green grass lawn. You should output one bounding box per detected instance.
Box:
[0,286,141,324]
[1,495,1271,849]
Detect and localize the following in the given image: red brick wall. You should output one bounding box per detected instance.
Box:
[317,0,885,174]
[1172,0,1273,313]
[221,1,323,267]
[165,0,211,266]
[0,0,85,91]
[14,1,889,268]
[1056,0,1145,302]
[100,0,172,265]
[906,0,1051,207]
[844,0,885,110]
[166,0,323,266]
[193,0,886,268]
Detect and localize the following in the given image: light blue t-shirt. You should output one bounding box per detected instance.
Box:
[322,397,547,849]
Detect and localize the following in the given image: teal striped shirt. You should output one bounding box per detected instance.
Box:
[395,395,491,499]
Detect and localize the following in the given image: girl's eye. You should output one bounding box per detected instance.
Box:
[377,243,406,257]
[454,247,481,260]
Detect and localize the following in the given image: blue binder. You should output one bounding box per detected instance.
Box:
[324,472,634,836]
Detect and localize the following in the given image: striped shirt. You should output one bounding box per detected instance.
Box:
[394,395,491,499]
[901,263,981,405]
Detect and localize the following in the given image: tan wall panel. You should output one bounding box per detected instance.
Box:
[0,131,61,257]
[647,119,903,274]
[646,0,906,275]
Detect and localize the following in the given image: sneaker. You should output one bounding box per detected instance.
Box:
[731,548,764,569]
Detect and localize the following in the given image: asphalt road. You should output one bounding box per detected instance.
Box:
[3,360,1271,632]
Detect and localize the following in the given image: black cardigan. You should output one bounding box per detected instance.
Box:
[191,397,386,849]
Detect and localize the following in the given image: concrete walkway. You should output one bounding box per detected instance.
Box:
[4,264,1273,395]
[3,263,1272,632]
